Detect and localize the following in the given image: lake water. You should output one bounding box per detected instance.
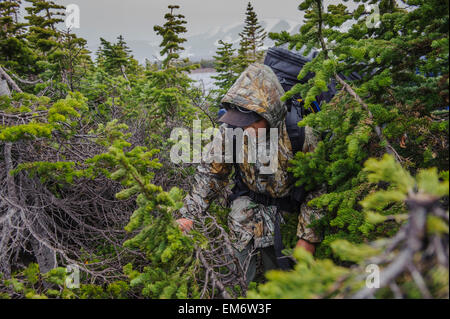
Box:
[188,71,218,93]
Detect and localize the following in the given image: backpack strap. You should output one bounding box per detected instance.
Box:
[285,97,306,154]
[274,211,295,270]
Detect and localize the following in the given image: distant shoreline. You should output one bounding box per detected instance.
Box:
[189,68,216,74]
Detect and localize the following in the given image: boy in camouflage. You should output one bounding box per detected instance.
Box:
[177,63,323,284]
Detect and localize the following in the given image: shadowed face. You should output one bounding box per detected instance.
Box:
[244,118,269,138]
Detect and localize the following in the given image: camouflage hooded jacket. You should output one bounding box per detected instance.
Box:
[179,63,322,246]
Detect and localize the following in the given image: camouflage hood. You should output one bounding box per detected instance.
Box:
[221,63,287,128]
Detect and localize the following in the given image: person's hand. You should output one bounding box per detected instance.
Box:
[296,238,315,255]
[176,218,194,233]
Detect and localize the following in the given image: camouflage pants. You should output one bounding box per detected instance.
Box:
[296,189,324,244]
[228,196,279,252]
[229,191,324,253]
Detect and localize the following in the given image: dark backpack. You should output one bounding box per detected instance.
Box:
[264,45,361,153]
[264,46,317,155]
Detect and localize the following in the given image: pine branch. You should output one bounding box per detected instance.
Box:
[315,0,328,57]
[352,193,439,299]
[1,66,43,85]
[312,0,402,163]
[334,74,403,163]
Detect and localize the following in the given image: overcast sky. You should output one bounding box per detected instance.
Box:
[49,0,305,42]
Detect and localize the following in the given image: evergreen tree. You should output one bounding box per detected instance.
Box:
[145,5,197,119]
[91,121,200,298]
[56,30,92,92]
[0,0,24,37]
[249,155,449,298]
[153,5,188,69]
[23,0,91,96]
[0,0,37,75]
[0,0,140,289]
[236,2,267,71]
[96,35,138,78]
[211,40,238,104]
[24,0,65,55]
[249,0,449,298]
[126,5,201,193]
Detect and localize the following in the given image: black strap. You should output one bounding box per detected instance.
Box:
[274,211,293,270]
[229,174,297,271]
[228,125,302,271]
[285,97,306,155]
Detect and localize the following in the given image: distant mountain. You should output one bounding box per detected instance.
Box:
[105,18,302,64]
